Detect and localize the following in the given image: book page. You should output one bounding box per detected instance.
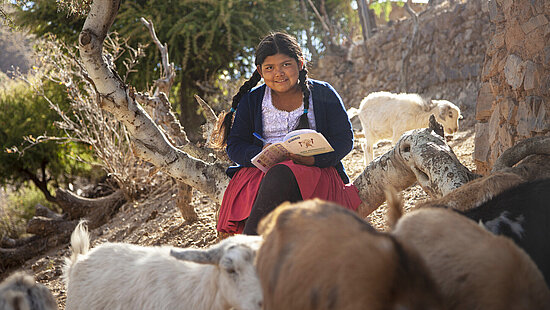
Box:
[250,130,334,173]
[283,131,334,156]
[251,143,289,173]
[283,128,318,141]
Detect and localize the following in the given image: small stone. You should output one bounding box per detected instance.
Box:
[504,54,525,90]
[523,61,537,91]
[476,83,494,121]
[491,31,506,50]
[521,14,549,34]
[488,0,505,23]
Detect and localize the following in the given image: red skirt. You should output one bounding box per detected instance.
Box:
[217,160,362,234]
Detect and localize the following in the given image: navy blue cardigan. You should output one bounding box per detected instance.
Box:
[226,79,354,184]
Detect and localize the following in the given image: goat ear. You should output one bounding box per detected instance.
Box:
[438,104,449,121]
[459,114,464,120]
[428,114,445,138]
[170,247,223,265]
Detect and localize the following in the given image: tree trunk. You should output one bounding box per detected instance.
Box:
[357,0,373,42]
[399,2,419,92]
[176,182,197,221]
[354,124,477,217]
[492,136,550,173]
[26,217,78,236]
[34,203,64,220]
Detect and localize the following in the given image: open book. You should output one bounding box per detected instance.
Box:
[251,129,334,173]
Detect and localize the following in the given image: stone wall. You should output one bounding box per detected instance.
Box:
[310,0,491,118]
[475,0,550,173]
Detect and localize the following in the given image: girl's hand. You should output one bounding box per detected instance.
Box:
[289,153,315,166]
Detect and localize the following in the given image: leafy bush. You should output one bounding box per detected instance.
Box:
[0,78,91,198]
[0,183,56,239]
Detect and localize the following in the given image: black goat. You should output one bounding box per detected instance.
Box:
[461,178,550,287]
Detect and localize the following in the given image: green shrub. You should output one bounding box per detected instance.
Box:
[0,79,92,198]
[0,183,56,239]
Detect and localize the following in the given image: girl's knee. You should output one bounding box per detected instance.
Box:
[264,164,294,182]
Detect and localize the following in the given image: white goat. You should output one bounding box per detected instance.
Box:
[348,91,462,165]
[0,272,58,310]
[63,222,263,310]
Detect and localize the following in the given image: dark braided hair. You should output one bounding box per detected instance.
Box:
[295,67,311,130]
[212,32,311,148]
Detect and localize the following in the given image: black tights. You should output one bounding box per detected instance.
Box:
[242,164,302,235]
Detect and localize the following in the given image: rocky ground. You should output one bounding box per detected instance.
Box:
[6,114,477,309]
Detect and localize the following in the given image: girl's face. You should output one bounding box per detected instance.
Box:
[258,53,303,95]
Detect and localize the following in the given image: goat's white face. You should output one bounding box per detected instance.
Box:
[170,235,263,310]
[218,243,263,310]
[433,100,462,134]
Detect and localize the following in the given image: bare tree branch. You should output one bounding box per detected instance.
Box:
[306,0,330,33]
[399,1,419,92]
[140,17,175,97]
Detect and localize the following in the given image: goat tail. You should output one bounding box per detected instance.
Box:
[347,107,360,119]
[384,186,403,229]
[70,220,90,261]
[63,220,90,287]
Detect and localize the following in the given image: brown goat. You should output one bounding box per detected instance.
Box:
[256,198,445,310]
[415,171,524,211]
[387,191,550,310]
[415,135,550,212]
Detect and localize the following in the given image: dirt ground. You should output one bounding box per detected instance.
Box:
[7,115,477,309]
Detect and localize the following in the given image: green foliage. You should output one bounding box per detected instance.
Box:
[370,0,404,22]
[12,0,363,137]
[0,79,90,191]
[308,0,359,44]
[114,0,304,91]
[14,0,305,87]
[14,0,86,43]
[13,0,310,137]
[0,183,56,239]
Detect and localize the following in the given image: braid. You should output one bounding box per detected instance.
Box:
[232,70,262,108]
[294,68,311,130]
[211,70,262,148]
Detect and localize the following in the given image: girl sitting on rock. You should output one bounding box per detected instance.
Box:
[213,32,361,235]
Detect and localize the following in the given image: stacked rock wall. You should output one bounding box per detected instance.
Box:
[475,0,550,173]
[310,0,490,117]
[311,0,549,174]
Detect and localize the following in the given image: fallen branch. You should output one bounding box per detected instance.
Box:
[492,136,550,172]
[34,203,64,220]
[55,189,126,224]
[26,217,78,236]
[0,233,68,273]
